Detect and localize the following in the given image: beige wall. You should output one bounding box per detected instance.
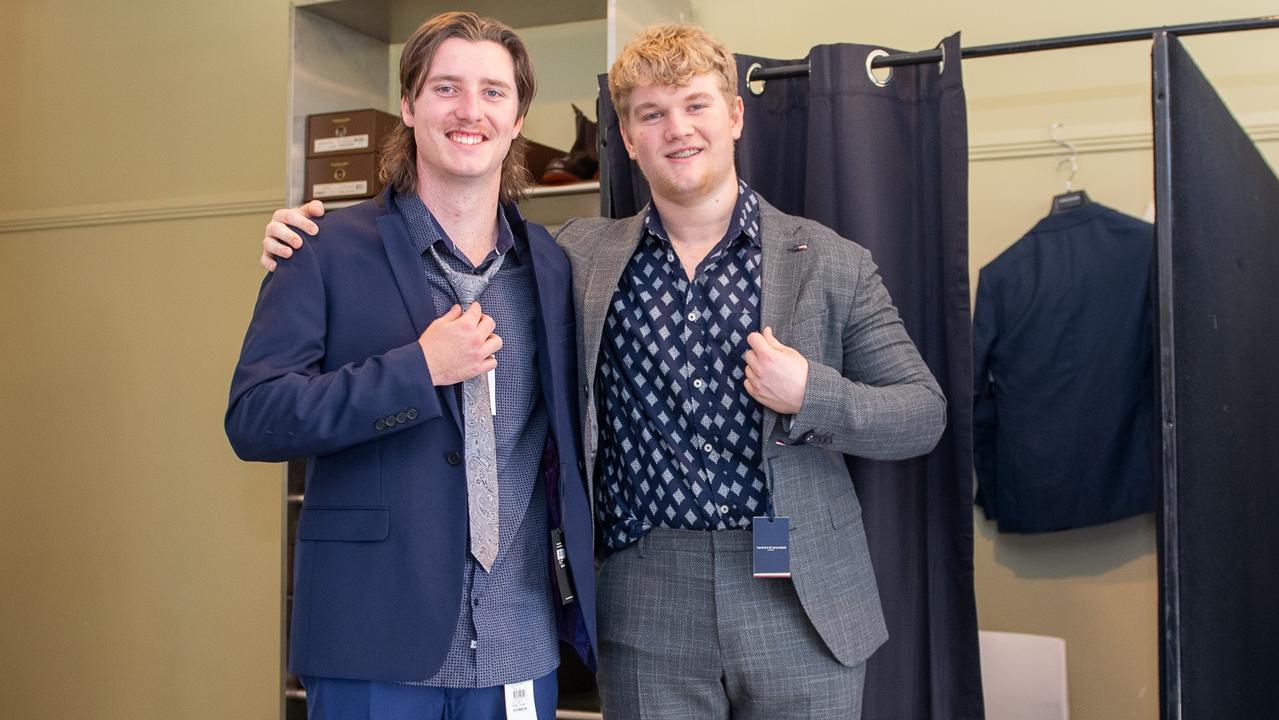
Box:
[1,1,290,718]
[693,2,1277,720]
[1,0,1275,718]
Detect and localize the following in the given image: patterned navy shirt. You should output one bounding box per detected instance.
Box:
[596,180,769,552]
[396,191,558,688]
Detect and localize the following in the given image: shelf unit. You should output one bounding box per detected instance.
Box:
[281,1,690,717]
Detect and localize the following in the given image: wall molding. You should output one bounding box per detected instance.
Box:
[2,118,1275,234]
[971,120,1279,163]
[969,109,1279,163]
[0,191,286,235]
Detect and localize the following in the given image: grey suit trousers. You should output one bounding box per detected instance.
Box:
[596,528,866,720]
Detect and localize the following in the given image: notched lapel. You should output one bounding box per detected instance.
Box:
[758,204,807,447]
[580,213,646,401]
[578,213,646,487]
[376,210,463,432]
[526,224,572,449]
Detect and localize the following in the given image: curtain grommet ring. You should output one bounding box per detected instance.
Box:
[866,49,892,87]
[746,62,766,97]
[937,42,946,75]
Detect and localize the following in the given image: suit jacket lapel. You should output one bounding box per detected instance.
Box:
[758,200,805,447]
[524,220,570,449]
[580,212,646,485]
[376,200,464,432]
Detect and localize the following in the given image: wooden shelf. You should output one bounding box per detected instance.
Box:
[528,180,600,198]
[296,0,607,44]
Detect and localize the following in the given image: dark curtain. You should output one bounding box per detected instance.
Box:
[1152,33,1279,720]
[599,33,982,720]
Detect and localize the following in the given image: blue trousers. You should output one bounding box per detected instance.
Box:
[301,670,558,720]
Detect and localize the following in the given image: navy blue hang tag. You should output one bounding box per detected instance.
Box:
[752,515,791,578]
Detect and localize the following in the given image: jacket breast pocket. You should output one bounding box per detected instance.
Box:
[785,308,830,360]
[298,506,389,542]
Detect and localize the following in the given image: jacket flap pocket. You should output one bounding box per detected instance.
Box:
[298,507,389,542]
[828,484,863,530]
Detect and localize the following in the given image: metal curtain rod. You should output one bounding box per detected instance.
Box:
[747,15,1279,82]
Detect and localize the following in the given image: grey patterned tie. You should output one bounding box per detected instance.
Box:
[428,244,506,571]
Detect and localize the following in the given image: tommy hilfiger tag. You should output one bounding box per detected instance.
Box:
[752,515,791,578]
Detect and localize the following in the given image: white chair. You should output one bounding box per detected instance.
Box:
[978,630,1069,720]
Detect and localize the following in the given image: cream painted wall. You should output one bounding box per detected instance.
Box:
[0,1,288,215]
[690,2,1278,719]
[1,1,290,718]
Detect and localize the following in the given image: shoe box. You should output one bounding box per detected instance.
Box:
[304,109,399,202]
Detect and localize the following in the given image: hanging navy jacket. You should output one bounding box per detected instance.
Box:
[973,202,1156,532]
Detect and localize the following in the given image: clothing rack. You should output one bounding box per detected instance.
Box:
[746,15,1279,82]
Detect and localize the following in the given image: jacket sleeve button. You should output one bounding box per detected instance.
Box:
[375,420,387,431]
[406,408,418,420]
[446,451,463,465]
[396,411,408,423]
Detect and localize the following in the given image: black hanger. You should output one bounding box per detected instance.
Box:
[1050,189,1091,215]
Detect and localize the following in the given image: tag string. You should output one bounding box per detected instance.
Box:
[763,457,778,521]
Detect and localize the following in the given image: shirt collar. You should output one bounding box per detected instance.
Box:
[643,178,762,248]
[396,190,521,267]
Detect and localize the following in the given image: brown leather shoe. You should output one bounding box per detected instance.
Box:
[541,104,599,185]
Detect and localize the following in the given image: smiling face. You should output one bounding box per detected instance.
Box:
[620,72,744,206]
[401,37,524,195]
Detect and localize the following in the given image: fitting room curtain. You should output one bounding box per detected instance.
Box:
[598,32,982,719]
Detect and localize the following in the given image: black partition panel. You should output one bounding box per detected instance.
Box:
[1152,32,1279,720]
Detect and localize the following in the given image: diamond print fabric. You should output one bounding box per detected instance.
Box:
[597,181,770,551]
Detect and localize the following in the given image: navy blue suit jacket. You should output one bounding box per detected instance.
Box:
[226,188,596,681]
[973,203,1156,533]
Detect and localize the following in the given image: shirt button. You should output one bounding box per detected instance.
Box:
[719,505,730,514]
[693,378,704,389]
[687,312,697,322]
[703,443,713,453]
[446,451,463,465]
[470,640,478,650]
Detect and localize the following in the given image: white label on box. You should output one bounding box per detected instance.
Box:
[312,180,368,198]
[313,134,370,153]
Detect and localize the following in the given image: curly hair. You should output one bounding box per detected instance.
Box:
[608,24,738,127]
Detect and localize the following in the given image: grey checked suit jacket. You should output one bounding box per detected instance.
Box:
[556,198,947,667]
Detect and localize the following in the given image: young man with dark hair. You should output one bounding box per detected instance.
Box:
[227,12,594,719]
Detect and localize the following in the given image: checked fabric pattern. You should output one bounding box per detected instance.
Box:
[596,181,769,551]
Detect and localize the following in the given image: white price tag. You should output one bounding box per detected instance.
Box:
[488,368,497,416]
[504,679,537,720]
